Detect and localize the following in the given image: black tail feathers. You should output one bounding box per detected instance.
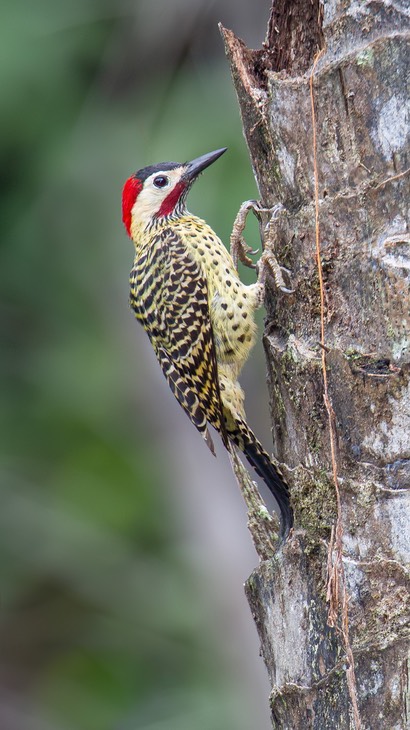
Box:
[242,439,293,541]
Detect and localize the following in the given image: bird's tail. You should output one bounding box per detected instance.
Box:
[229,422,293,540]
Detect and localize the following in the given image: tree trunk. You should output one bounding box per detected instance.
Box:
[221,1,409,728]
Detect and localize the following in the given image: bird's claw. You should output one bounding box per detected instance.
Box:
[232,237,259,270]
[258,250,295,294]
[279,284,295,295]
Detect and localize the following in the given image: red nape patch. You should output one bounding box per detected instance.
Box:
[156,181,186,218]
[122,177,143,236]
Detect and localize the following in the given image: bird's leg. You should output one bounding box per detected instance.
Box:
[230,200,294,294]
[259,205,294,294]
[230,200,265,271]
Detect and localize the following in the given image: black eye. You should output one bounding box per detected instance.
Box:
[153,175,168,188]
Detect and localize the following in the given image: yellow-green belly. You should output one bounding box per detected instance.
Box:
[171,215,259,378]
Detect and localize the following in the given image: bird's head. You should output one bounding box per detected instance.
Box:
[122,147,227,238]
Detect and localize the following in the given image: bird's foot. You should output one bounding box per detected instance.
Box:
[231,200,295,293]
[257,250,295,295]
[230,200,267,270]
[232,237,259,270]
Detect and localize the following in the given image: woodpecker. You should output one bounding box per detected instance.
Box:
[122,148,293,540]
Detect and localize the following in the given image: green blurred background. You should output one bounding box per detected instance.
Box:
[1,1,275,728]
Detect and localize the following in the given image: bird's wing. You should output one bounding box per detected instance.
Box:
[130,228,228,452]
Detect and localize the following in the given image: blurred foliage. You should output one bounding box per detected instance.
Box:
[0,1,271,728]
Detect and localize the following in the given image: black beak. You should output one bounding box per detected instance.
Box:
[183,148,227,181]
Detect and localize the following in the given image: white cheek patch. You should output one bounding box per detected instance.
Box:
[131,166,185,230]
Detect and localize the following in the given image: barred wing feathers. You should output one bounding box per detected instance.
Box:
[130,228,228,453]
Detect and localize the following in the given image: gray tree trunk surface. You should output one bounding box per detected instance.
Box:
[221,1,409,728]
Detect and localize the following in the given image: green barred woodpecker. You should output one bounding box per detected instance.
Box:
[122,148,293,540]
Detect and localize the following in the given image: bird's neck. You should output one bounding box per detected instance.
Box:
[130,205,190,247]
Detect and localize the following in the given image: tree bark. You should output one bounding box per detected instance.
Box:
[221,1,410,728]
